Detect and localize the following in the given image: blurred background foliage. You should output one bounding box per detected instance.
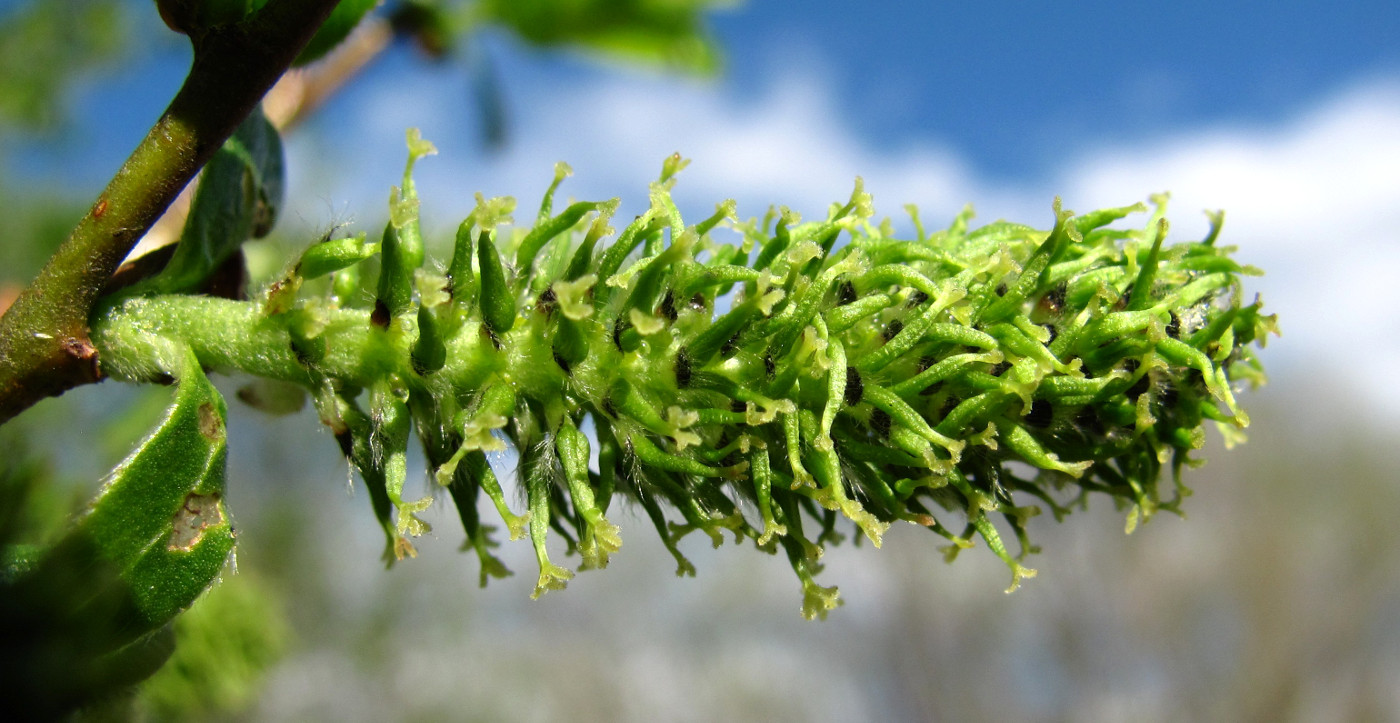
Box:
[1,0,1397,720]
[0,0,127,135]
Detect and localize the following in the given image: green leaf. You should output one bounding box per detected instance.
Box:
[132,106,284,296]
[294,0,379,66]
[481,0,724,74]
[0,345,233,716]
[134,573,286,718]
[73,344,235,634]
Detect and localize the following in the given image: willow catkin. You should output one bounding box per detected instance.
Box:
[92,135,1278,619]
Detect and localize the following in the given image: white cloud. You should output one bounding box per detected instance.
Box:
[1061,80,1400,243]
[1050,79,1400,421]
[299,63,1400,421]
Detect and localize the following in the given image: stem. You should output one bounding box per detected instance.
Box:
[0,0,341,425]
[91,295,506,400]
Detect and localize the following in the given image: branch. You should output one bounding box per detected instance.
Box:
[0,0,341,424]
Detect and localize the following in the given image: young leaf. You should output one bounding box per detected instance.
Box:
[294,0,379,66]
[130,107,284,296]
[65,344,234,635]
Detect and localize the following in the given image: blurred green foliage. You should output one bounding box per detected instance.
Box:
[475,0,726,73]
[133,573,289,720]
[1,348,235,718]
[0,192,87,288]
[0,0,128,136]
[295,0,380,65]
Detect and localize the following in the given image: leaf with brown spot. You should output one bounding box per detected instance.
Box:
[69,345,234,633]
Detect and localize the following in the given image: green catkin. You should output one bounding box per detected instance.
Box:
[563,431,623,569]
[411,305,446,375]
[476,230,515,337]
[516,200,608,272]
[296,233,378,281]
[90,137,1277,618]
[330,262,361,308]
[318,392,400,564]
[447,218,475,302]
[375,222,413,320]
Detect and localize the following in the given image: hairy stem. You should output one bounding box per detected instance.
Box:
[0,0,340,424]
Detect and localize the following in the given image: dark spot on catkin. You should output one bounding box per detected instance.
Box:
[612,318,628,351]
[675,348,692,388]
[481,324,501,350]
[410,353,432,377]
[721,332,741,359]
[1025,399,1053,428]
[291,336,324,367]
[882,319,904,343]
[837,280,857,305]
[907,289,929,308]
[1040,282,1067,315]
[690,293,707,311]
[1075,406,1104,435]
[370,299,391,328]
[764,352,776,380]
[1166,312,1181,339]
[995,283,1008,297]
[1158,379,1179,408]
[870,408,891,438]
[659,289,677,322]
[537,287,557,317]
[334,429,354,457]
[1116,283,1134,309]
[1127,373,1150,400]
[844,367,863,406]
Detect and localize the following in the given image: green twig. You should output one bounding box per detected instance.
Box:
[0,0,340,424]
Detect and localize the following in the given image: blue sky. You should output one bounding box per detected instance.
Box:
[6,0,1400,418]
[13,2,1399,194]
[710,1,1399,180]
